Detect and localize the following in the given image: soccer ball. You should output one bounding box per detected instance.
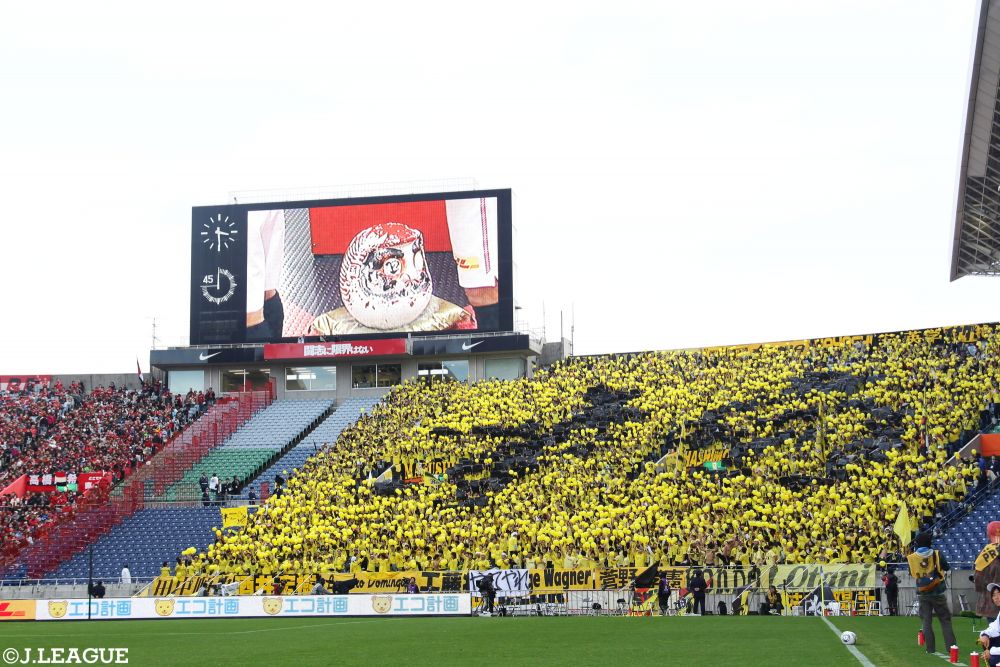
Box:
[841,631,857,645]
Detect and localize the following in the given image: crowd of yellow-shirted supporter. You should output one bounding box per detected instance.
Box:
[180,324,1000,579]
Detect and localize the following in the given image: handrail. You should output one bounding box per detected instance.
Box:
[925,473,1000,538]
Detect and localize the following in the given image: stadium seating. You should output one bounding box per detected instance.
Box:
[162,399,334,500]
[1,390,271,579]
[49,400,378,580]
[0,381,209,571]
[248,397,382,498]
[938,489,1000,562]
[51,507,224,580]
[189,325,997,577]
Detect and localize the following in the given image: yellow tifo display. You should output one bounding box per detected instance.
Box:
[183,324,996,577]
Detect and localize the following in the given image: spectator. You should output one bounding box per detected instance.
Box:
[688,570,708,616]
[764,585,784,615]
[121,563,131,585]
[184,326,1000,581]
[976,522,1000,619]
[907,532,957,656]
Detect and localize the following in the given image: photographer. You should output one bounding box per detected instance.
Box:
[311,575,331,596]
[882,569,899,616]
[477,573,497,615]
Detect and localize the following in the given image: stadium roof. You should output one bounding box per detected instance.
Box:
[953,0,1000,280]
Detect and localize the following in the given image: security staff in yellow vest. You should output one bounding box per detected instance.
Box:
[907,532,957,656]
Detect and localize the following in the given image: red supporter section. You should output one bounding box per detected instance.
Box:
[308,200,452,255]
[0,384,274,578]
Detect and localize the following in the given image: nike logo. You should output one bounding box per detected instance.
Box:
[198,351,222,361]
[461,341,483,351]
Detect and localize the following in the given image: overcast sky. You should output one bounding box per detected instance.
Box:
[0,1,994,373]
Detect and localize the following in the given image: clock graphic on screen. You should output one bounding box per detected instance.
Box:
[201,214,239,252]
[201,268,237,305]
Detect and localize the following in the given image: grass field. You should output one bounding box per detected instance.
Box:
[0,614,987,666]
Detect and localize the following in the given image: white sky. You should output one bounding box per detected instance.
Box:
[0,0,995,373]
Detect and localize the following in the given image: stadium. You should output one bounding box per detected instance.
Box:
[6,2,1000,667]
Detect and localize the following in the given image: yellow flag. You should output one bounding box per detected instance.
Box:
[893,503,911,547]
[221,506,248,530]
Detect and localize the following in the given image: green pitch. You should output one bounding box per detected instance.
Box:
[0,615,984,666]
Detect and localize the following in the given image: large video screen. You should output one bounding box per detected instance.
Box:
[190,190,513,344]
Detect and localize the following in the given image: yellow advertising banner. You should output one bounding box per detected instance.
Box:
[597,568,639,590]
[142,563,878,597]
[332,571,464,594]
[529,568,597,592]
[784,588,877,610]
[145,570,465,597]
[759,564,876,591]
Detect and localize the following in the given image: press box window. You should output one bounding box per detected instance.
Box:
[221,369,271,392]
[376,364,401,387]
[352,365,377,389]
[353,364,401,388]
[418,360,469,382]
[286,366,336,391]
[485,358,524,380]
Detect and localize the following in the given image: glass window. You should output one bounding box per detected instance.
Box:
[418,360,468,383]
[485,358,524,380]
[376,364,401,388]
[286,366,337,391]
[221,369,247,393]
[352,365,377,389]
[246,369,271,390]
[168,370,205,394]
[442,359,469,382]
[418,362,443,377]
[221,369,271,392]
[285,367,311,392]
[310,366,337,391]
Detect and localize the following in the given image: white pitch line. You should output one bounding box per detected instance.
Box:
[820,615,877,667]
[930,651,967,666]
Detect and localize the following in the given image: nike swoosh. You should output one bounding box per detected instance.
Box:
[461,341,483,351]
[199,352,222,360]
